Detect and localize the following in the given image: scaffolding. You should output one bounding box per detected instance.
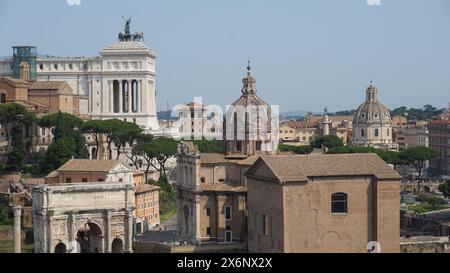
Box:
[12,46,37,81]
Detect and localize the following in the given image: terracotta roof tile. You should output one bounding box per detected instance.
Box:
[57,159,121,172]
[251,153,401,183]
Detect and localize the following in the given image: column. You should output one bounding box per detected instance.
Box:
[68,212,76,253]
[105,209,112,253]
[47,210,54,253]
[139,80,143,113]
[135,80,139,113]
[194,196,201,242]
[126,209,133,253]
[128,80,132,114]
[12,206,22,253]
[108,80,113,113]
[119,80,123,113]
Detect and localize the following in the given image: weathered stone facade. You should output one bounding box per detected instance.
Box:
[32,182,135,253]
[246,154,401,253]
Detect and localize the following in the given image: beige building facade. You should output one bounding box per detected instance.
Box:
[246,154,401,253]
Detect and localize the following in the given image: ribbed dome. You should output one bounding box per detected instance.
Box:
[353,82,391,125]
[230,63,270,108]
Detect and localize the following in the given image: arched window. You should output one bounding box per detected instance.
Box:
[331,193,348,213]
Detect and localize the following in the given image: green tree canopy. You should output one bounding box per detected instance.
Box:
[279,144,313,155]
[5,124,26,173]
[192,138,224,154]
[112,121,143,159]
[134,136,178,180]
[399,146,438,194]
[82,120,106,159]
[439,181,450,199]
[38,112,84,132]
[311,135,344,149]
[39,138,76,174]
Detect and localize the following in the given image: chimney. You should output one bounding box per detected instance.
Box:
[19,61,29,81]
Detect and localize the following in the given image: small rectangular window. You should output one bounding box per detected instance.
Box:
[82,178,88,182]
[206,208,211,216]
[65,178,72,183]
[69,63,73,70]
[262,214,269,236]
[332,193,348,213]
[225,206,232,220]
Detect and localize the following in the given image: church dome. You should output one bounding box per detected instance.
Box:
[352,81,397,150]
[353,82,391,125]
[230,62,270,108]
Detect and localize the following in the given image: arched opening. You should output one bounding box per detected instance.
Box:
[113,80,120,113]
[424,186,431,193]
[54,242,67,253]
[91,147,98,160]
[76,222,103,253]
[111,238,124,253]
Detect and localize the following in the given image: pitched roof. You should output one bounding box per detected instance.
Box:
[200,153,229,164]
[29,81,71,91]
[246,153,401,183]
[136,184,160,193]
[57,159,121,172]
[199,183,246,192]
[200,153,259,166]
[0,76,30,86]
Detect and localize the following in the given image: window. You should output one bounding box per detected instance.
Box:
[225,206,232,220]
[262,214,269,236]
[54,64,58,70]
[201,177,206,183]
[66,178,72,183]
[387,129,390,136]
[39,64,43,70]
[219,178,225,183]
[331,193,348,213]
[361,129,365,137]
[236,141,242,152]
[206,227,211,236]
[270,217,273,237]
[82,178,88,182]
[69,63,73,70]
[225,231,232,243]
[155,213,158,219]
[41,128,46,135]
[98,179,104,182]
[255,212,258,233]
[206,208,211,216]
[256,141,262,151]
[375,129,379,137]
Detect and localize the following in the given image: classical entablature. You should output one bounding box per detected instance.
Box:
[32,182,135,253]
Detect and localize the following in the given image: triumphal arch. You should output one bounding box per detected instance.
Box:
[32,182,135,253]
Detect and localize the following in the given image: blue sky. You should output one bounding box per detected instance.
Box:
[0,0,449,113]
